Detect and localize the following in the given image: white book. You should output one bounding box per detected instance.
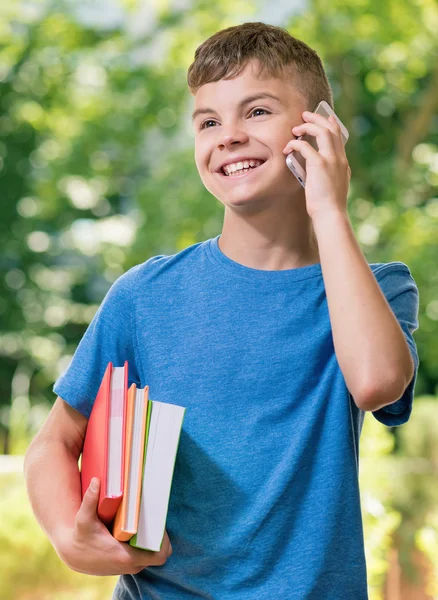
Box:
[130,399,186,552]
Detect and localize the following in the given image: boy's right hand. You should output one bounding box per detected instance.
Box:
[55,478,173,576]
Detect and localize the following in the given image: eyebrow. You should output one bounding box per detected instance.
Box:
[191,92,283,123]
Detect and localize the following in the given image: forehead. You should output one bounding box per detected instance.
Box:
[193,61,299,109]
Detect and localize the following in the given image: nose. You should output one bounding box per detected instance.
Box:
[217,123,249,149]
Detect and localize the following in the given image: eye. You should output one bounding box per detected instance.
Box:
[199,108,271,131]
[199,119,217,130]
[250,107,270,117]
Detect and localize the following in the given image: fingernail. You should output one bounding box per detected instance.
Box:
[91,478,99,491]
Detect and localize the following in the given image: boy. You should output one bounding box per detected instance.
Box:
[24,22,419,599]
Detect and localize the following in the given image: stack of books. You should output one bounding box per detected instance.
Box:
[80,361,186,551]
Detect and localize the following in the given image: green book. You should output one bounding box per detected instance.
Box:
[130,399,186,552]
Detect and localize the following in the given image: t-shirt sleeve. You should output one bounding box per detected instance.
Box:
[369,262,420,427]
[53,266,141,419]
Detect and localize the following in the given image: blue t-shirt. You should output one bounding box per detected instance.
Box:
[53,235,420,600]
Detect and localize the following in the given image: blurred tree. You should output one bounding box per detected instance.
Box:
[360,398,438,598]
[0,0,437,597]
[0,468,117,600]
[0,0,255,450]
[1,0,436,451]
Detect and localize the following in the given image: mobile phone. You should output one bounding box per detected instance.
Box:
[286,100,349,188]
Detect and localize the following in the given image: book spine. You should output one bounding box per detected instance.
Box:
[102,362,113,498]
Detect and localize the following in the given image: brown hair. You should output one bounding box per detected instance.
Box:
[187,22,333,112]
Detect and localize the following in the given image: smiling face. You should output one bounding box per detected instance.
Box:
[192,60,308,212]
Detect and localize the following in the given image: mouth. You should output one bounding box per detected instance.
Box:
[217,160,267,181]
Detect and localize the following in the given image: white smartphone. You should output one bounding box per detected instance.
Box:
[286,100,349,188]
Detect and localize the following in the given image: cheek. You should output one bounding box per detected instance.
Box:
[260,130,292,157]
[273,119,294,141]
[194,146,207,173]
[194,153,213,189]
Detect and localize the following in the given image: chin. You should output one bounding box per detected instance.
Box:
[219,191,277,213]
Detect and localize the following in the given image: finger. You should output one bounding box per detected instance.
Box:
[286,123,337,157]
[328,115,345,150]
[307,111,344,153]
[284,139,320,163]
[161,530,172,556]
[76,477,101,530]
[302,110,338,134]
[120,530,172,558]
[120,540,172,571]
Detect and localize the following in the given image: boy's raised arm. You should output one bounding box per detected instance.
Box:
[24,396,172,576]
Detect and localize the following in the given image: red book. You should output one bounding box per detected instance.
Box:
[81,361,128,524]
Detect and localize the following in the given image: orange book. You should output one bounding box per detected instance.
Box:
[81,361,128,525]
[113,384,149,541]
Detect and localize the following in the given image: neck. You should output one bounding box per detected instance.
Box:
[218,192,320,271]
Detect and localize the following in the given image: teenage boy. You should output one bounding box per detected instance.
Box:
[24,22,419,600]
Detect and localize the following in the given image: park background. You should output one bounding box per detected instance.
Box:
[0,0,437,598]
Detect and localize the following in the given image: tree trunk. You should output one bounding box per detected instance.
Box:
[384,544,435,599]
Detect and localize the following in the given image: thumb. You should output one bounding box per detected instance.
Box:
[77,477,100,526]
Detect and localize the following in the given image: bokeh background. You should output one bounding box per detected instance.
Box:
[1,0,437,598]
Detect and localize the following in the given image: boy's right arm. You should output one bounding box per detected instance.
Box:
[24,396,172,576]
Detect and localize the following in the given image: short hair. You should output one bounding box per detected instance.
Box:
[187,22,334,112]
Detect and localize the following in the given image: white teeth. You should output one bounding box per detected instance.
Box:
[223,159,264,175]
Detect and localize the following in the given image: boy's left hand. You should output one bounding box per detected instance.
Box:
[282,111,351,221]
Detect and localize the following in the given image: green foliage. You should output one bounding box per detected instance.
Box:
[0,0,436,442]
[360,397,438,598]
[389,397,438,585]
[359,413,400,599]
[0,470,117,600]
[416,511,438,598]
